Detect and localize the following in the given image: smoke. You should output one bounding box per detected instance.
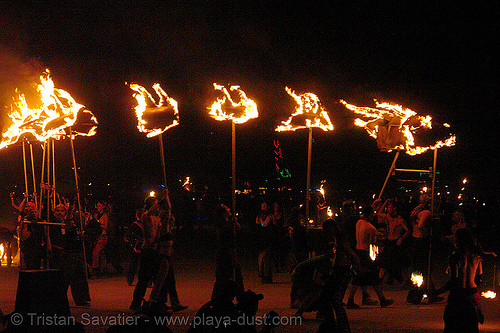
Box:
[0,45,44,127]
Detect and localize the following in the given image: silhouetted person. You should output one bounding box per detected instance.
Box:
[443,228,484,333]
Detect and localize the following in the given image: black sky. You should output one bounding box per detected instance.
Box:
[0,1,497,210]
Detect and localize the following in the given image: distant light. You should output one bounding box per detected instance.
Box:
[149,191,155,197]
[462,178,468,185]
[422,187,428,192]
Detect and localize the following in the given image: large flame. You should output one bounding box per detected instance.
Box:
[1,70,97,148]
[129,83,180,138]
[276,87,333,132]
[411,271,424,287]
[340,100,455,155]
[208,83,258,124]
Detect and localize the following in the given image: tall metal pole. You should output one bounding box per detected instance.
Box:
[22,140,29,195]
[39,142,47,211]
[231,121,236,215]
[52,139,56,209]
[306,127,313,220]
[29,143,36,195]
[427,148,438,291]
[46,138,51,222]
[379,150,400,199]
[158,132,168,189]
[69,128,88,279]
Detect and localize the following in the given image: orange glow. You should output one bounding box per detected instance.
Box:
[1,70,97,148]
[0,244,4,264]
[481,291,496,299]
[411,271,424,287]
[129,83,180,138]
[208,83,258,124]
[276,87,333,132]
[340,100,455,155]
[369,244,379,261]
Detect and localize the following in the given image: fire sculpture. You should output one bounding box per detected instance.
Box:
[208,83,258,124]
[276,87,333,132]
[275,87,334,220]
[340,100,455,155]
[208,83,259,213]
[1,70,97,149]
[129,83,180,138]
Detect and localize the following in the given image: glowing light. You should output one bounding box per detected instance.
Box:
[0,244,4,265]
[369,244,379,261]
[129,83,179,138]
[422,187,428,192]
[208,83,258,124]
[149,191,156,197]
[276,87,333,132]
[411,271,424,288]
[340,100,455,155]
[1,70,97,149]
[481,291,496,299]
[327,207,333,217]
[462,178,468,185]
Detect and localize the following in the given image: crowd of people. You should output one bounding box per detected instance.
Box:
[1,184,497,332]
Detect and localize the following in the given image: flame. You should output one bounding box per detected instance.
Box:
[327,206,333,217]
[1,70,97,148]
[411,271,424,287]
[208,83,258,124]
[276,87,333,132]
[0,244,4,264]
[462,178,468,185]
[340,100,455,155]
[481,291,496,299]
[129,83,180,138]
[369,244,379,261]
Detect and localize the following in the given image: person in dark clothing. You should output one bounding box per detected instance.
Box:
[18,201,46,270]
[125,208,144,286]
[256,201,275,284]
[443,228,484,333]
[49,204,91,306]
[212,204,244,300]
[288,207,309,272]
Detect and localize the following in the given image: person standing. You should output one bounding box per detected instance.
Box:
[18,201,46,270]
[256,202,275,284]
[409,194,433,288]
[212,204,244,299]
[443,228,484,333]
[91,200,109,276]
[346,206,394,308]
[125,208,144,286]
[49,204,91,306]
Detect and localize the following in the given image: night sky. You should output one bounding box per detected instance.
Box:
[0,1,497,219]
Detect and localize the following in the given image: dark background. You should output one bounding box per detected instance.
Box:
[0,1,497,228]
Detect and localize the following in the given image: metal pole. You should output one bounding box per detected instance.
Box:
[306,127,313,220]
[378,150,400,199]
[39,142,47,211]
[158,132,168,189]
[22,140,29,195]
[46,138,51,223]
[427,148,438,291]
[69,128,89,279]
[30,143,36,195]
[232,121,236,215]
[52,139,56,209]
